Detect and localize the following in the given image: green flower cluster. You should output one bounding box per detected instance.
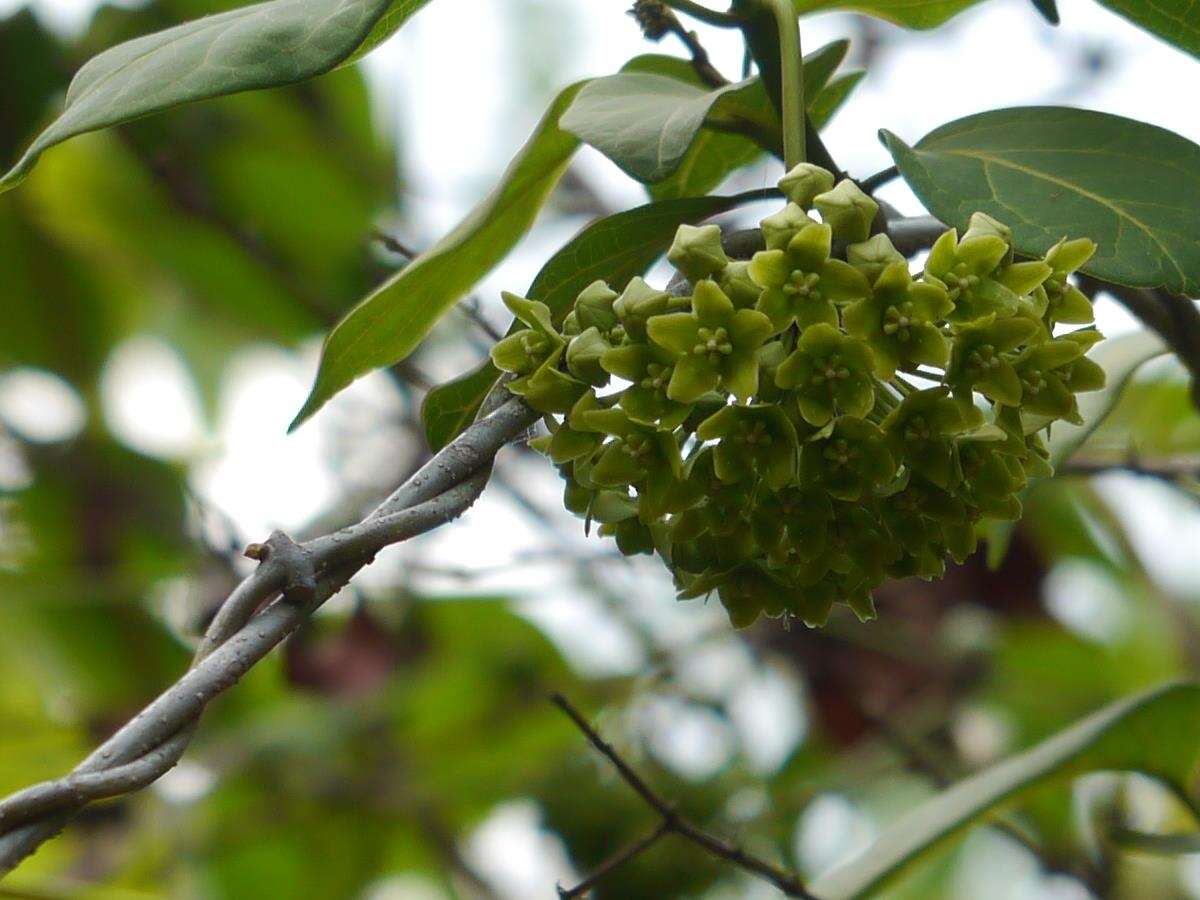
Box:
[492,163,1105,629]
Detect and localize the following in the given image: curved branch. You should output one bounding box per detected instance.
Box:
[0,390,539,875]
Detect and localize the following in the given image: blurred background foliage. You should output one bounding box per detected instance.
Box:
[1,0,1200,898]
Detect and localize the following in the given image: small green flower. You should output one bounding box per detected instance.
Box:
[775,323,875,426]
[490,292,564,375]
[778,162,835,208]
[924,221,1050,324]
[748,223,871,332]
[718,260,764,309]
[583,407,694,521]
[573,280,622,334]
[753,486,832,562]
[882,386,975,488]
[760,202,816,251]
[565,327,613,386]
[613,276,673,341]
[668,223,729,282]
[600,342,692,428]
[716,566,787,628]
[801,417,896,501]
[958,441,1027,520]
[1014,338,1088,422]
[695,403,799,489]
[843,261,952,378]
[646,280,774,402]
[813,179,879,243]
[946,314,1040,405]
[846,233,906,283]
[1039,237,1097,325]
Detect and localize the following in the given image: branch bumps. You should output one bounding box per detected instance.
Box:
[492,166,1105,629]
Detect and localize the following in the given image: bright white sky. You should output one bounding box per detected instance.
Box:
[2,1,1200,896]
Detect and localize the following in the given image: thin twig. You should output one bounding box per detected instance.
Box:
[629,1,731,88]
[860,165,899,194]
[549,693,816,899]
[557,820,671,899]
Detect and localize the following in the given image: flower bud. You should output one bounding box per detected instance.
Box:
[565,327,611,386]
[813,179,879,243]
[760,202,814,251]
[846,233,905,283]
[574,280,620,332]
[718,260,763,308]
[777,162,835,208]
[667,223,729,282]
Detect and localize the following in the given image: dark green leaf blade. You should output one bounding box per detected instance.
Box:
[421,192,757,448]
[1094,0,1199,59]
[883,107,1200,295]
[1,0,431,193]
[811,682,1200,899]
[293,83,585,430]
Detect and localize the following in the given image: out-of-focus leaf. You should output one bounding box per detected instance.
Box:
[808,70,865,130]
[0,0,431,191]
[793,0,985,28]
[1031,0,1060,24]
[0,11,65,166]
[810,682,1200,899]
[985,330,1166,567]
[293,82,586,430]
[883,109,1200,294]
[421,192,757,448]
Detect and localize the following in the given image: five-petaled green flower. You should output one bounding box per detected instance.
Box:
[1039,237,1097,326]
[924,216,1051,324]
[696,403,799,490]
[801,417,896,501]
[946,314,1040,405]
[646,280,774,402]
[844,261,953,378]
[882,387,980,488]
[775,323,876,426]
[748,222,871,333]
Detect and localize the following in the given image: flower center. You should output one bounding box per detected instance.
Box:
[782,270,822,300]
[811,354,850,385]
[693,326,733,363]
[882,302,917,340]
[641,363,671,393]
[966,343,1002,373]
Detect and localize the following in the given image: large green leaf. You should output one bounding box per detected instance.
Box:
[883,108,1200,295]
[1094,0,1200,59]
[0,0,430,192]
[984,329,1167,567]
[810,682,1200,899]
[420,193,759,448]
[292,83,585,429]
[560,73,747,183]
[793,0,985,27]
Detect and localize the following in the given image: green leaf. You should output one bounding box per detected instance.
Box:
[1030,0,1060,25]
[1094,0,1199,59]
[0,0,431,193]
[793,0,985,28]
[421,193,757,448]
[883,108,1200,295]
[560,73,747,183]
[810,682,1200,899]
[984,330,1166,568]
[631,41,850,200]
[808,70,865,130]
[292,83,585,430]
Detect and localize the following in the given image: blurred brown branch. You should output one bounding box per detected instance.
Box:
[550,692,816,899]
